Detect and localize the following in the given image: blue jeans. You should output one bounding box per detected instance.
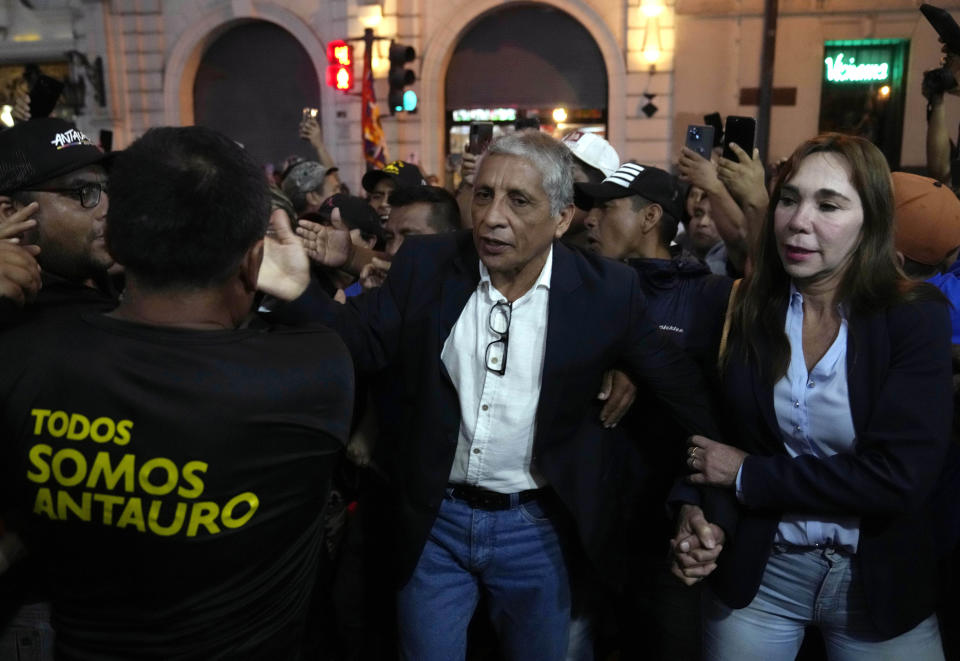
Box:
[0,602,54,661]
[396,488,572,661]
[703,546,944,660]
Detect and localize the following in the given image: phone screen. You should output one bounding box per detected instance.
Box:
[722,116,756,162]
[468,122,494,155]
[703,113,723,148]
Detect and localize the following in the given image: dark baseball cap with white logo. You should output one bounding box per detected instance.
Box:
[0,118,111,194]
[574,162,683,220]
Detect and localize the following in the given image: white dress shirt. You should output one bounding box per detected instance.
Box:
[442,248,553,493]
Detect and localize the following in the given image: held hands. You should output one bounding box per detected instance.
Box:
[296,219,353,269]
[258,208,311,301]
[685,435,747,488]
[596,369,637,428]
[670,504,725,585]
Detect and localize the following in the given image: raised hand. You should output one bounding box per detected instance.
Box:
[359,256,391,292]
[296,219,353,269]
[717,143,767,208]
[258,208,311,301]
[677,146,722,195]
[0,242,41,306]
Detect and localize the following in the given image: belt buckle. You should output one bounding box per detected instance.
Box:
[478,491,500,509]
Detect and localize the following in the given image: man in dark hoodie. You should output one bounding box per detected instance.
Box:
[576,163,732,367]
[575,163,732,660]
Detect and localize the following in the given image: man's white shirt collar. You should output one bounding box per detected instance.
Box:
[477,245,554,298]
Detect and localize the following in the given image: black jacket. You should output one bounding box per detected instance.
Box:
[714,296,952,637]
[276,232,724,584]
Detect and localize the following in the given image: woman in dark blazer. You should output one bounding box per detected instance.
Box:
[682,134,952,659]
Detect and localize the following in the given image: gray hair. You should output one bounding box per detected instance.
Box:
[486,131,574,216]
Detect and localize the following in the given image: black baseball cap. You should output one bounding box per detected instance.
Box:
[0,118,111,193]
[361,160,425,193]
[574,163,682,220]
[922,4,960,55]
[317,193,385,240]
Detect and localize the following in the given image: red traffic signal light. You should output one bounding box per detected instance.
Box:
[327,40,352,66]
[326,40,353,91]
[327,65,353,91]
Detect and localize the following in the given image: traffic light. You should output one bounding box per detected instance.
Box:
[326,40,353,92]
[388,41,416,115]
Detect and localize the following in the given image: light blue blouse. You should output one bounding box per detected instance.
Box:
[737,285,860,551]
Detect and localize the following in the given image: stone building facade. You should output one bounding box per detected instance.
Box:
[0,0,956,189]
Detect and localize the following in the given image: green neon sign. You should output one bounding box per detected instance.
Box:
[824,53,889,83]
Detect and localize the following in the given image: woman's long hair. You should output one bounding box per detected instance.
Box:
[726,133,916,383]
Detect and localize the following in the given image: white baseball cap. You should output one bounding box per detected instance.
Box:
[561,130,620,178]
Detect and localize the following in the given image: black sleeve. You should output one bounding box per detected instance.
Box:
[620,269,720,440]
[266,243,421,374]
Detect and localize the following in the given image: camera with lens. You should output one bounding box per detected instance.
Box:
[923,66,959,100]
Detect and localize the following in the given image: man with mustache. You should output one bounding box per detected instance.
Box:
[268,131,723,660]
[0,118,116,323]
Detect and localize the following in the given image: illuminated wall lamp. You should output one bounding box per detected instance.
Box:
[639,0,664,66]
[358,4,382,29]
[641,0,665,17]
[641,22,661,66]
[371,39,390,76]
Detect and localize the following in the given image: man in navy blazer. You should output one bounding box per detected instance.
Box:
[262,132,722,660]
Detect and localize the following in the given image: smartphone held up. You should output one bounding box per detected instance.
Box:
[684,125,715,159]
[468,122,494,156]
[721,116,756,162]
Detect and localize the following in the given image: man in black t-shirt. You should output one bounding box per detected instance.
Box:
[0,126,354,660]
[0,118,118,661]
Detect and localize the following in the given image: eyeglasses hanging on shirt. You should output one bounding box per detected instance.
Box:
[485,300,512,375]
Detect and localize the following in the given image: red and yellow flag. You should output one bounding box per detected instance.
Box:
[362,40,388,170]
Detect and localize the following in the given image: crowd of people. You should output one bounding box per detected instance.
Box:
[3,23,960,661]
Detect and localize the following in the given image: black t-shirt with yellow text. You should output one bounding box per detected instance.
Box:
[0,313,354,660]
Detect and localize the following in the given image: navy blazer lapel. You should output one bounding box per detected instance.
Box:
[536,242,584,435]
[741,321,783,448]
[844,311,878,436]
[753,365,780,445]
[439,235,481,344]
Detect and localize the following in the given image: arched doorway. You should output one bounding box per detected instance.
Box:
[193,21,319,169]
[443,4,608,157]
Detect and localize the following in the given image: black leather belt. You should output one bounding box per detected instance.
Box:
[448,484,546,510]
[772,542,854,555]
